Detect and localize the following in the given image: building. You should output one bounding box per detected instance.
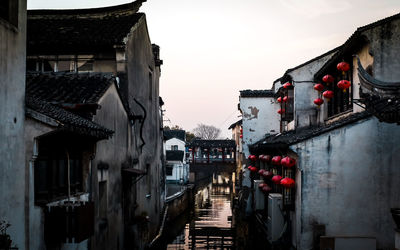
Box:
[0,1,27,249]
[236,13,400,250]
[164,130,189,185]
[25,1,165,249]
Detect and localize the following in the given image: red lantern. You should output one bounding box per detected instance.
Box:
[322,90,334,101]
[240,134,243,138]
[337,80,351,92]
[322,74,334,84]
[248,166,252,170]
[280,177,295,188]
[250,166,258,173]
[277,109,285,115]
[337,61,350,73]
[313,83,324,92]
[281,156,296,168]
[262,171,273,178]
[283,96,289,103]
[240,128,243,133]
[271,156,282,165]
[262,185,272,193]
[277,97,282,103]
[248,155,257,161]
[258,169,265,175]
[314,98,324,107]
[272,175,283,184]
[258,155,264,160]
[283,82,293,89]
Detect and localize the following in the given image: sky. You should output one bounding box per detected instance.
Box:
[28,0,400,138]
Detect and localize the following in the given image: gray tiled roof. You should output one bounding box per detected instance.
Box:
[240,90,275,97]
[26,97,113,139]
[250,112,371,151]
[164,130,185,141]
[26,72,115,104]
[27,2,144,54]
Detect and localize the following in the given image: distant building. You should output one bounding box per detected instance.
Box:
[164,130,188,184]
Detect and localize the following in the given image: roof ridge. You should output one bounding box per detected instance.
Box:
[28,1,145,18]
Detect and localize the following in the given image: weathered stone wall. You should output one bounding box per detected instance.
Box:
[124,15,165,249]
[0,1,27,249]
[91,84,130,250]
[362,17,400,82]
[292,117,400,249]
[239,96,280,157]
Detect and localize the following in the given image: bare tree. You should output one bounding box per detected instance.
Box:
[193,123,221,139]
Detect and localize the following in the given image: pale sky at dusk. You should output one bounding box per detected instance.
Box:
[28,0,400,138]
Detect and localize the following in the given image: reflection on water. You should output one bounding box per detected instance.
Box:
[166,173,235,249]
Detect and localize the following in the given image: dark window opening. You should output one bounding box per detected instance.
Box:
[149,72,153,101]
[279,85,294,122]
[171,145,178,151]
[0,1,18,27]
[99,181,108,220]
[326,61,353,118]
[78,60,94,72]
[34,145,83,205]
[166,166,173,176]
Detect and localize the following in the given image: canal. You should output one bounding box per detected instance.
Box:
[161,173,236,249]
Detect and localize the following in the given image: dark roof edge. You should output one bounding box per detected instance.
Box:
[28,1,144,16]
[251,112,372,150]
[314,12,400,80]
[240,89,275,97]
[228,119,242,130]
[287,113,371,146]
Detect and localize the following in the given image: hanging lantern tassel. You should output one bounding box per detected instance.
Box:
[314,98,324,108]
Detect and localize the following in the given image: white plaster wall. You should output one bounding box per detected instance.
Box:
[165,138,185,151]
[288,51,336,128]
[291,117,400,250]
[0,1,27,249]
[240,97,280,156]
[166,162,183,182]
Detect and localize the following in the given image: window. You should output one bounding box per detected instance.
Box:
[0,1,18,27]
[166,165,173,176]
[34,146,83,204]
[326,61,353,118]
[278,83,294,122]
[149,72,153,101]
[171,145,178,151]
[99,181,107,220]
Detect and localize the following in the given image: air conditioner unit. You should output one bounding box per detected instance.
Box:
[253,180,265,210]
[267,193,284,243]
